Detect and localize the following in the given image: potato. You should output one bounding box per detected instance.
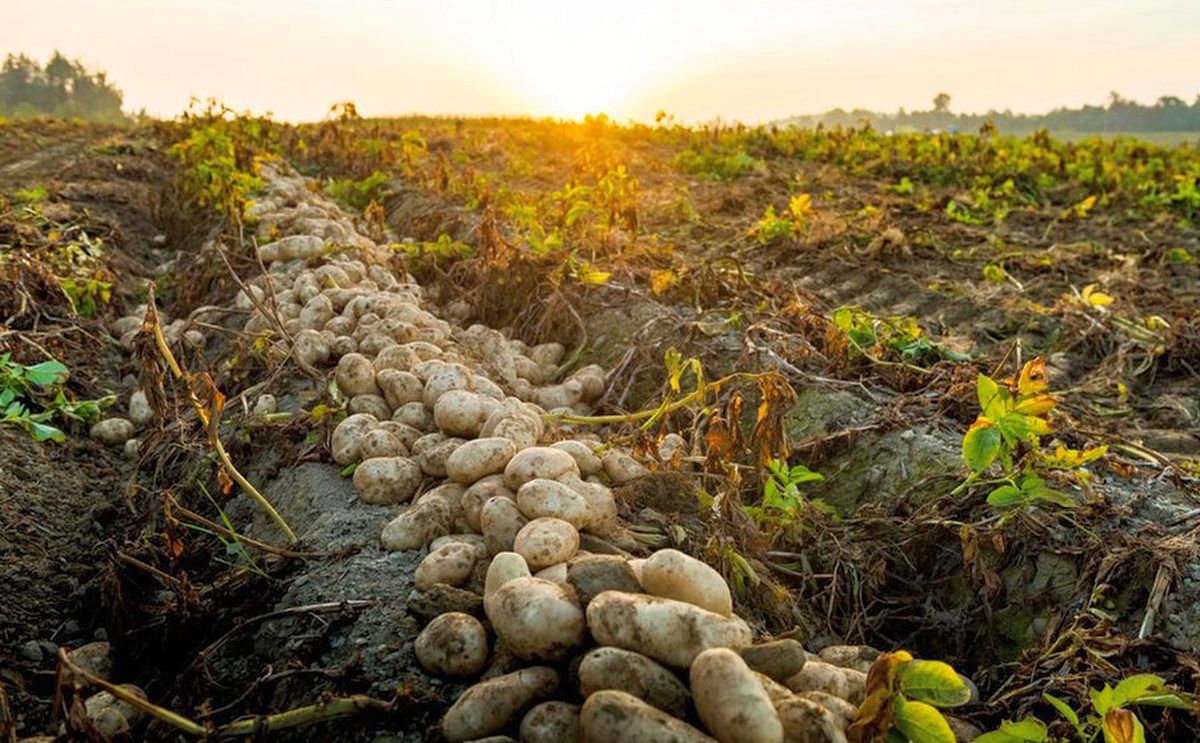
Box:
[292,329,330,367]
[299,293,334,330]
[331,412,378,465]
[442,666,559,742]
[580,690,713,743]
[520,701,581,743]
[462,475,516,532]
[481,496,529,556]
[534,380,583,410]
[83,685,147,742]
[336,352,379,397]
[357,427,408,459]
[504,447,580,490]
[794,692,857,728]
[377,368,424,409]
[567,554,642,606]
[741,640,808,682]
[482,398,544,439]
[445,437,518,485]
[486,576,586,661]
[484,551,532,599]
[376,420,422,450]
[415,611,489,678]
[775,697,847,743]
[691,648,784,743]
[601,449,649,484]
[568,364,607,403]
[578,647,691,718]
[252,394,277,416]
[528,342,565,368]
[372,343,422,373]
[472,374,505,400]
[514,517,580,570]
[414,542,479,591]
[381,498,453,551]
[550,440,603,477]
[534,562,570,589]
[330,334,357,356]
[514,355,546,384]
[393,401,434,431]
[559,476,618,535]
[516,478,591,527]
[416,436,465,478]
[68,641,114,678]
[353,456,422,505]
[756,672,795,707]
[349,393,391,420]
[491,414,541,449]
[586,591,752,668]
[431,533,487,558]
[435,390,499,438]
[817,645,878,674]
[90,418,134,445]
[424,363,473,409]
[641,549,733,616]
[784,662,866,704]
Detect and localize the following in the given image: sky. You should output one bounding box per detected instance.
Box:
[2,0,1198,123]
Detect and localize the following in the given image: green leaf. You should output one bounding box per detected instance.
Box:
[898,660,973,708]
[22,360,69,387]
[892,694,956,743]
[962,425,1002,472]
[1091,685,1117,716]
[1043,692,1080,726]
[1112,674,1190,709]
[974,718,1049,743]
[987,484,1024,507]
[27,420,65,443]
[977,374,1008,418]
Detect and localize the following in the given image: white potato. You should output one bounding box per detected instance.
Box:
[415,612,489,678]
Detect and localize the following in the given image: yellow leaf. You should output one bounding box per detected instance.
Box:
[1082,284,1114,307]
[1013,394,1056,416]
[650,269,679,295]
[1017,359,1049,396]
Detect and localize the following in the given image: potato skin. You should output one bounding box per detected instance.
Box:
[414,612,489,678]
[441,666,559,742]
[580,690,715,743]
[641,548,733,616]
[784,662,866,705]
[586,591,752,668]
[519,701,581,743]
[353,456,422,505]
[485,577,586,661]
[578,646,691,718]
[446,437,518,484]
[514,517,580,570]
[690,648,784,743]
[504,447,580,490]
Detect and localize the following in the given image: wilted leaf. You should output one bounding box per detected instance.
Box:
[1016,359,1049,396]
[1102,708,1145,743]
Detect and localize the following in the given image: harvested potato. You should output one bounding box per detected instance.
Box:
[331,412,378,465]
[128,390,153,427]
[756,672,795,707]
[578,646,691,718]
[357,427,408,459]
[335,352,379,397]
[520,701,581,743]
[415,612,489,678]
[381,498,453,551]
[568,364,607,403]
[586,591,752,668]
[514,517,580,570]
[550,440,603,477]
[534,380,583,410]
[516,478,591,527]
[580,690,713,743]
[462,475,516,532]
[377,420,422,449]
[600,449,649,484]
[435,390,498,438]
[794,692,857,728]
[484,551,532,600]
[446,437,518,484]
[784,662,866,705]
[528,342,565,368]
[83,685,147,742]
[372,343,422,373]
[691,648,784,743]
[414,542,478,590]
[641,548,733,616]
[90,418,134,446]
[416,436,465,478]
[486,576,586,661]
[775,697,847,743]
[393,401,434,431]
[817,645,878,674]
[491,414,541,450]
[431,533,487,558]
[349,393,391,420]
[534,562,570,589]
[423,363,473,409]
[504,447,580,490]
[441,666,558,742]
[481,496,529,556]
[741,639,808,682]
[377,368,424,409]
[353,456,422,505]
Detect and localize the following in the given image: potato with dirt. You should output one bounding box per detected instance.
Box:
[775,697,848,743]
[352,455,422,504]
[520,701,582,743]
[586,591,752,668]
[335,352,379,397]
[481,495,530,555]
[641,548,733,616]
[784,662,866,704]
[446,437,518,484]
[462,475,516,532]
[441,666,559,742]
[414,541,478,590]
[331,412,378,465]
[486,576,586,661]
[690,647,784,743]
[578,646,691,717]
[415,611,489,678]
[504,446,580,489]
[514,517,580,569]
[516,477,592,527]
[580,690,714,743]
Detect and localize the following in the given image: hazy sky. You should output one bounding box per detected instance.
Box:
[3,0,1198,122]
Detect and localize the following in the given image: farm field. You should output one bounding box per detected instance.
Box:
[1,108,1198,742]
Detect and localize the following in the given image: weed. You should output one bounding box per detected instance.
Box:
[832,306,968,368]
[0,353,111,442]
[850,651,973,742]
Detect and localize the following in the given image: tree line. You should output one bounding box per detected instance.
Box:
[779,92,1200,135]
[0,52,126,124]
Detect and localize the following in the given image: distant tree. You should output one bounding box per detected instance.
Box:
[0,51,125,123]
[932,92,952,113]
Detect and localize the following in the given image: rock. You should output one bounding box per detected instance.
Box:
[408,584,484,623]
[128,390,153,427]
[740,639,808,682]
[566,554,642,606]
